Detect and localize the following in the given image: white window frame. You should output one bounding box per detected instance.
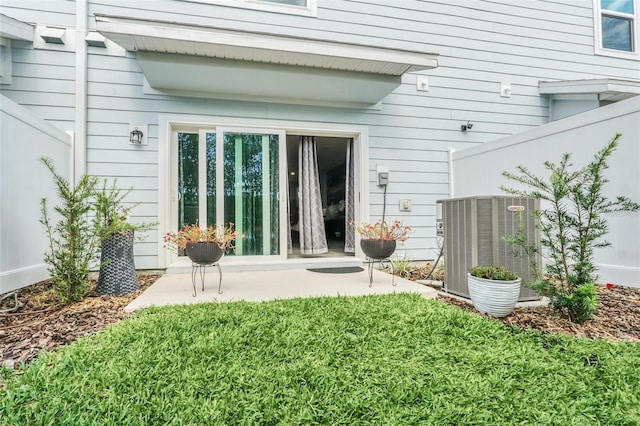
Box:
[594,0,639,59]
[187,0,317,17]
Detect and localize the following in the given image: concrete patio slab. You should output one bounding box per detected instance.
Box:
[125,267,438,312]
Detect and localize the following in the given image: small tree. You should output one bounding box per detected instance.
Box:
[93,179,155,241]
[40,157,99,303]
[502,133,639,323]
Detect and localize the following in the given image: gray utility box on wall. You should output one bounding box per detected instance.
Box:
[437,196,540,302]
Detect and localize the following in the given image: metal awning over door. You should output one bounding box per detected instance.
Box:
[95,15,439,107]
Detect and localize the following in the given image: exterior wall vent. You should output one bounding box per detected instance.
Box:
[437,196,540,301]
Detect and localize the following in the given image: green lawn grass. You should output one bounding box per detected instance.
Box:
[2,294,639,425]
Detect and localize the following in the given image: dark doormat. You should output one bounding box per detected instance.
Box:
[307,266,364,274]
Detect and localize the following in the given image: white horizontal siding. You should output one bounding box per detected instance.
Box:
[0,1,76,27]
[87,148,158,164]
[0,2,77,123]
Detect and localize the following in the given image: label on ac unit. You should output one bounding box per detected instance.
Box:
[507,205,525,212]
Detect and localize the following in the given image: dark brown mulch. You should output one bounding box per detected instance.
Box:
[437,284,640,342]
[403,262,640,342]
[0,274,161,368]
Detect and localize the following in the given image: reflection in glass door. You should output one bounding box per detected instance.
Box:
[223,133,280,256]
[176,129,283,258]
[177,132,216,229]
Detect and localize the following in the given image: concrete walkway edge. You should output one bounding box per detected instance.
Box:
[125,268,438,312]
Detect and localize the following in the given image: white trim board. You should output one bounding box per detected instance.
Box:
[94,14,438,75]
[0,264,49,294]
[539,79,640,102]
[0,13,34,41]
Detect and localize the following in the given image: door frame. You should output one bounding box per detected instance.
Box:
[159,115,370,269]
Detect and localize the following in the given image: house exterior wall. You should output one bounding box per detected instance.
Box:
[450,96,640,287]
[1,0,638,271]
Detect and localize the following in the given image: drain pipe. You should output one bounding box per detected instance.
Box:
[448,148,455,199]
[73,0,88,182]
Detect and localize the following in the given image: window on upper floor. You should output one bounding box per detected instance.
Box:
[594,0,639,58]
[191,0,317,16]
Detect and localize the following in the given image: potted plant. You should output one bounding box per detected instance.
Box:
[93,180,155,296]
[163,223,237,265]
[351,220,411,259]
[467,265,521,317]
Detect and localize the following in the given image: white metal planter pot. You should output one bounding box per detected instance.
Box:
[467,273,521,317]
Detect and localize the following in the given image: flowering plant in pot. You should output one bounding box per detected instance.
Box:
[351,220,411,259]
[163,223,237,265]
[467,265,521,317]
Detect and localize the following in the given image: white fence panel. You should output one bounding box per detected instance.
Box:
[0,94,72,294]
[451,97,640,287]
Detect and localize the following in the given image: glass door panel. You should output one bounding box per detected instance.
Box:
[178,132,217,229]
[223,132,280,256]
[174,128,284,261]
[205,132,217,227]
[177,132,199,229]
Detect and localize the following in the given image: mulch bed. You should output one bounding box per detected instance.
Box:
[1,268,639,370]
[1,274,161,368]
[402,262,640,342]
[437,285,640,342]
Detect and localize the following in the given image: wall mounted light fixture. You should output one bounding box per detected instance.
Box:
[129,127,144,144]
[461,121,473,132]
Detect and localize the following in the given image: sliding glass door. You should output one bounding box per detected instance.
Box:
[174,127,286,259]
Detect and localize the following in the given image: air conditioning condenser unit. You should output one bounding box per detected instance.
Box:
[437,196,540,301]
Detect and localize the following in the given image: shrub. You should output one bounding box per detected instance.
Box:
[502,134,639,323]
[40,157,99,303]
[93,179,155,241]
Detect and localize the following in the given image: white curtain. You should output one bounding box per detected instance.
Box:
[344,138,355,253]
[286,168,293,254]
[298,136,328,254]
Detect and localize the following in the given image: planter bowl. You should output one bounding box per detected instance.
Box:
[467,273,521,317]
[186,242,224,265]
[360,239,396,259]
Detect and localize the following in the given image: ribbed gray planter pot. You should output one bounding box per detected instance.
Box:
[96,230,138,296]
[467,273,521,317]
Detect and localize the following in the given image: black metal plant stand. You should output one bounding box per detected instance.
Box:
[191,261,222,297]
[364,256,395,288]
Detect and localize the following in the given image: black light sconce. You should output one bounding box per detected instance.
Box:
[461,121,474,132]
[129,127,144,144]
